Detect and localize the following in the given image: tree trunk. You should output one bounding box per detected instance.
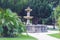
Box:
[2,26,9,37]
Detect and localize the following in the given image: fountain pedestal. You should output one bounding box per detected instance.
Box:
[26,24,47,33]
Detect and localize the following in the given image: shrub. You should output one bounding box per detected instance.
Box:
[0,8,25,37]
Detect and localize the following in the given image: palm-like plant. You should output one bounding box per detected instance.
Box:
[0,8,25,37]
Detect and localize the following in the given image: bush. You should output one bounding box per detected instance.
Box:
[0,8,25,37]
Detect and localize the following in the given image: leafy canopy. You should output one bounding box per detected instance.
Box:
[0,8,25,33]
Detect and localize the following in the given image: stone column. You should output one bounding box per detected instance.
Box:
[27,19,30,24]
[24,7,33,25]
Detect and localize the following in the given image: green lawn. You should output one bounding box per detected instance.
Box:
[0,35,37,40]
[48,33,60,39]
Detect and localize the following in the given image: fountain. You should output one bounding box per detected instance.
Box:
[24,7,33,25]
[24,7,47,33]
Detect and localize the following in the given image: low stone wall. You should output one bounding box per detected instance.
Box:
[26,25,47,33]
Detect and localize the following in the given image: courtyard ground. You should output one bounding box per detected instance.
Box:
[23,30,60,40]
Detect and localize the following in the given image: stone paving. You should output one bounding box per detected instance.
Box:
[23,30,60,40]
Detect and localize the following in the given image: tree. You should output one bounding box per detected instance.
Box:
[57,18,60,34]
[0,0,28,13]
[0,0,59,25]
[54,5,60,34]
[25,0,52,24]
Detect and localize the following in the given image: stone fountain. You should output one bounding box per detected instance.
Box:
[24,7,47,33]
[24,7,33,25]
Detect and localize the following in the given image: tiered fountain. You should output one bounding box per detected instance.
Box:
[24,7,33,25]
[24,7,47,33]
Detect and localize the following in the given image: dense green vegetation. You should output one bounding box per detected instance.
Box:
[0,0,60,24]
[48,33,60,39]
[0,8,25,37]
[0,0,28,13]
[56,5,60,34]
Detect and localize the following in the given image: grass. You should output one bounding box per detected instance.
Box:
[48,33,60,39]
[0,35,37,40]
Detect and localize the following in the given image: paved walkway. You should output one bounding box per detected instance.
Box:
[23,30,60,40]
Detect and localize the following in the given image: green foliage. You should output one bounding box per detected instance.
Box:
[0,0,59,24]
[57,18,60,31]
[48,33,60,39]
[25,0,53,24]
[54,5,60,33]
[0,0,28,13]
[0,35,37,40]
[0,8,25,37]
[54,5,60,18]
[28,0,52,18]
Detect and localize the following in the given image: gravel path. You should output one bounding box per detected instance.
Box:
[27,30,60,40]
